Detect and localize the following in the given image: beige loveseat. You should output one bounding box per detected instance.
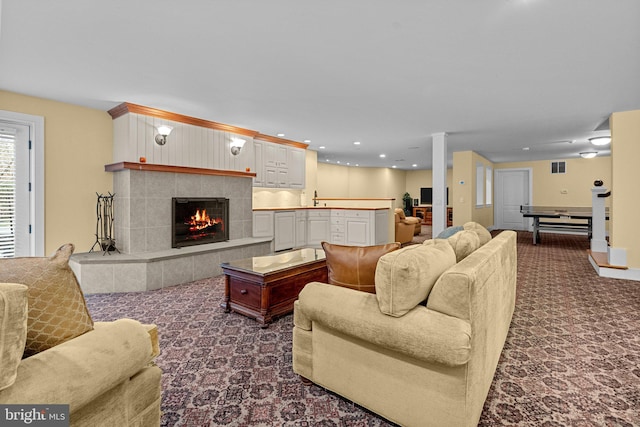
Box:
[0,245,162,426]
[293,228,517,427]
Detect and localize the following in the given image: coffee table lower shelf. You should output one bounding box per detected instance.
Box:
[221,251,327,327]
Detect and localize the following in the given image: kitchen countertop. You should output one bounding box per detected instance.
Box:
[252,206,390,211]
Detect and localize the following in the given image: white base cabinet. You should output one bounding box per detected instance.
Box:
[307,210,331,247]
[254,208,389,250]
[295,210,307,248]
[274,211,296,251]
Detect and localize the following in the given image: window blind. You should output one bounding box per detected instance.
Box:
[0,129,16,257]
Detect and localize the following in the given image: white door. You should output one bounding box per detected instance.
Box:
[495,169,531,230]
[0,122,31,257]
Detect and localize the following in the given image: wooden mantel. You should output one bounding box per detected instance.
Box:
[107,102,308,149]
[105,162,257,178]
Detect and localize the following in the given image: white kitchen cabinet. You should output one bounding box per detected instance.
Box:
[253,211,274,237]
[254,208,389,250]
[344,214,369,246]
[252,140,265,186]
[274,211,296,251]
[374,209,389,244]
[337,209,389,246]
[264,142,277,168]
[275,144,288,168]
[287,147,306,189]
[254,140,305,189]
[330,210,346,244]
[307,209,331,247]
[295,210,307,248]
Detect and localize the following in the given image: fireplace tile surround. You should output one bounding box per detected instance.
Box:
[113,169,250,253]
[70,166,272,293]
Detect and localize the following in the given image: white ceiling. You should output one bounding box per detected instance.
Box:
[1,1,639,169]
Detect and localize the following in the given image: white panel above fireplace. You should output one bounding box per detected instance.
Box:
[112,112,254,173]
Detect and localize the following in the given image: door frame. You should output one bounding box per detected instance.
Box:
[0,110,45,256]
[494,168,533,231]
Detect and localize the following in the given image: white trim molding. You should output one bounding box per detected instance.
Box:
[0,109,45,256]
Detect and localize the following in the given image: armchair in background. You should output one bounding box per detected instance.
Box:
[394,212,415,244]
[394,208,421,237]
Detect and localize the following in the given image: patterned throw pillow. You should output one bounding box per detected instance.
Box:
[0,244,94,357]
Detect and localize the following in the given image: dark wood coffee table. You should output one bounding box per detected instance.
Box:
[221,248,327,327]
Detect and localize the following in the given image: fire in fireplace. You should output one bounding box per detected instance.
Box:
[172,198,229,248]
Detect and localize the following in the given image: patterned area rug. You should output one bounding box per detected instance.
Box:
[85,231,640,426]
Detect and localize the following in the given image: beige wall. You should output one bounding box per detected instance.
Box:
[452,151,494,227]
[0,90,113,254]
[495,157,612,207]
[610,109,640,268]
[316,163,406,207]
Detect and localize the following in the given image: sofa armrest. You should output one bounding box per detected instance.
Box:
[0,318,157,411]
[297,282,471,366]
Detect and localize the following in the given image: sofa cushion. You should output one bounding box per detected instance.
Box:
[322,241,401,293]
[435,225,464,239]
[447,230,481,262]
[0,283,29,391]
[463,222,492,246]
[375,240,456,317]
[0,244,94,357]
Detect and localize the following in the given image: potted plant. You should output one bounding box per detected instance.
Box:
[402,192,413,216]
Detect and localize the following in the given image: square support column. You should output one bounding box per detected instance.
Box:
[432,132,447,237]
[591,185,608,253]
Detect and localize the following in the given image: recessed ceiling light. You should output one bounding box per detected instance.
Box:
[522,147,530,151]
[337,161,341,164]
[412,164,418,167]
[392,165,397,168]
[277,133,285,137]
[353,141,361,145]
[304,139,311,143]
[355,164,359,167]
[379,154,386,158]
[346,162,350,165]
[319,146,326,149]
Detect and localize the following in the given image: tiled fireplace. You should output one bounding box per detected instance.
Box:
[70,165,272,293]
[112,169,250,253]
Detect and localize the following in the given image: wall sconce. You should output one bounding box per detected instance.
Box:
[155,125,173,146]
[230,138,246,156]
[580,151,598,159]
[589,136,611,146]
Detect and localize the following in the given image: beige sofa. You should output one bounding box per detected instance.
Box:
[0,244,162,427]
[293,228,517,427]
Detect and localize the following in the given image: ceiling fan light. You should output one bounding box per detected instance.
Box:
[589,136,611,146]
[580,152,598,159]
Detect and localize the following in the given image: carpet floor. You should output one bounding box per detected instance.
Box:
[85,231,640,426]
